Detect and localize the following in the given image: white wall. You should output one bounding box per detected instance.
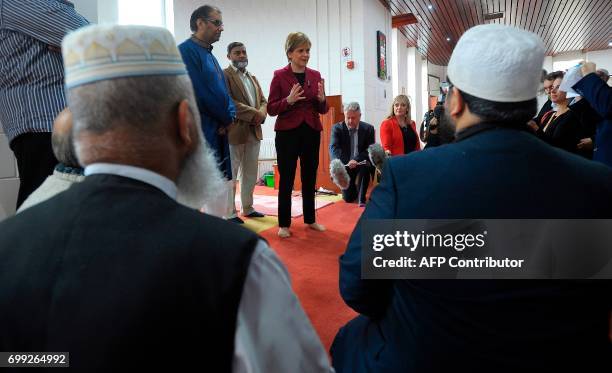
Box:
[545,49,612,86]
[427,62,446,85]
[586,49,612,71]
[72,0,98,23]
[0,126,19,221]
[361,0,392,136]
[552,50,584,71]
[97,0,117,24]
[551,49,612,69]
[543,56,553,75]
[392,28,408,98]
[586,49,612,86]
[74,0,175,29]
[420,55,428,121]
[405,48,433,130]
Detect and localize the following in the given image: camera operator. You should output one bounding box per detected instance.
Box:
[420,109,433,142]
[421,99,455,149]
[421,83,455,149]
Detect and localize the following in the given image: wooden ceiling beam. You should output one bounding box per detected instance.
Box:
[392,13,418,28]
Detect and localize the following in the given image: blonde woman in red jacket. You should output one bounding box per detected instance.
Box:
[267,32,328,238]
[380,95,421,156]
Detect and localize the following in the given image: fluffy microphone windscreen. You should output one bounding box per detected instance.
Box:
[368,143,387,171]
[330,158,350,190]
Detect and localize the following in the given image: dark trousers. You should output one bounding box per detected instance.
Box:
[10,133,58,209]
[342,165,372,204]
[275,124,320,228]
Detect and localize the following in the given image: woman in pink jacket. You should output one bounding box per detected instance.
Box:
[267,32,328,238]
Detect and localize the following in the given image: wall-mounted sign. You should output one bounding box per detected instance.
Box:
[377,31,387,80]
[342,47,352,60]
[342,47,354,70]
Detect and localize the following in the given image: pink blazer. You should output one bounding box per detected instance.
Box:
[267,64,329,132]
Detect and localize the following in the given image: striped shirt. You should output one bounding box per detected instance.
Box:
[0,0,88,142]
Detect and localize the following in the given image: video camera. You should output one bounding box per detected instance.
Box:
[421,81,452,142]
[438,81,451,105]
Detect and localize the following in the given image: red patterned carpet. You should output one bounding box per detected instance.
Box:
[257,197,362,351]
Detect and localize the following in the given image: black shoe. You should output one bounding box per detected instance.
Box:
[244,211,265,218]
[228,217,245,224]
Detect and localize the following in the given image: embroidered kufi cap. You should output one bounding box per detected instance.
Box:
[447,24,545,102]
[62,24,186,89]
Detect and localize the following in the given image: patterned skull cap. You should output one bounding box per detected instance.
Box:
[62,24,186,89]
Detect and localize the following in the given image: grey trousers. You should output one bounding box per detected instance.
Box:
[228,135,261,216]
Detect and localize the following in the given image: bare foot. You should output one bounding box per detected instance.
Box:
[278,227,291,238]
[308,223,326,232]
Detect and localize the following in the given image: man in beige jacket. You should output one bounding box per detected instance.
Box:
[224,42,267,222]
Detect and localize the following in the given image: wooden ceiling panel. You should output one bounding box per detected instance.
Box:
[563,1,612,52]
[383,0,612,66]
[552,0,593,52]
[547,0,585,53]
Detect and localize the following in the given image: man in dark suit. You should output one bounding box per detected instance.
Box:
[0,25,331,372]
[331,25,612,372]
[329,102,375,206]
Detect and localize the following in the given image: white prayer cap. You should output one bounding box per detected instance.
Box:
[447,24,545,102]
[62,24,186,89]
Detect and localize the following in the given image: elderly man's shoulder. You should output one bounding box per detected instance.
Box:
[0,187,259,253]
[0,196,260,302]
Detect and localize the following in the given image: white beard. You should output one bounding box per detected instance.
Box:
[176,115,227,211]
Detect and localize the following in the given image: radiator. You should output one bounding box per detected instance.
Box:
[257,138,276,179]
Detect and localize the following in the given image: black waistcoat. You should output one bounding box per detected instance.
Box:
[0,174,258,372]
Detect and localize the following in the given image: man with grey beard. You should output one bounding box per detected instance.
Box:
[0,25,331,372]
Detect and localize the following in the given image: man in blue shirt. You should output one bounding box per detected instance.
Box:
[178,5,238,222]
[0,0,88,208]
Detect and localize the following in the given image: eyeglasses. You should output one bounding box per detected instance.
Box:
[549,85,561,92]
[204,18,223,27]
[543,86,553,93]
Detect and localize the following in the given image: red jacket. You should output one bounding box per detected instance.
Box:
[380,117,421,156]
[267,64,329,131]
